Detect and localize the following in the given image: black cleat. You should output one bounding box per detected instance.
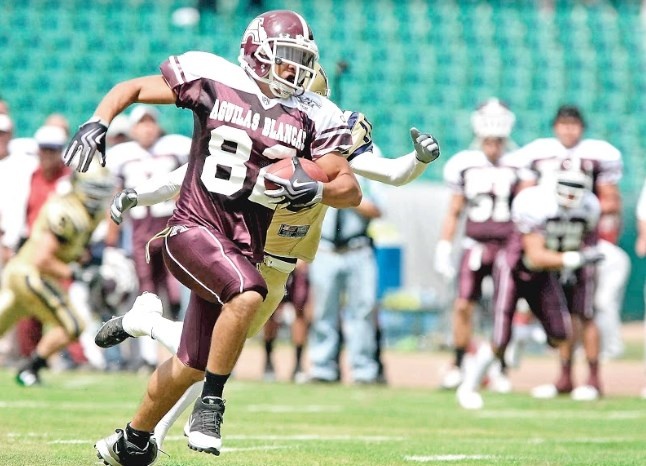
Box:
[187,396,225,456]
[95,428,158,466]
[95,316,132,348]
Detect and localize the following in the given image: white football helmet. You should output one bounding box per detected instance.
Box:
[555,161,591,209]
[238,10,319,99]
[471,98,516,139]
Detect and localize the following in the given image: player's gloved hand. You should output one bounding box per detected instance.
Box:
[434,239,456,280]
[63,117,108,172]
[264,157,324,212]
[581,247,605,265]
[562,248,605,270]
[410,128,440,164]
[110,188,138,225]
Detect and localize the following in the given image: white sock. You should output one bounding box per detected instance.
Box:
[154,381,203,449]
[150,320,183,355]
[461,342,494,392]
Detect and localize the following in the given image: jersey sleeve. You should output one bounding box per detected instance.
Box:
[343,111,374,160]
[511,189,545,234]
[160,51,220,111]
[306,96,353,160]
[594,141,623,185]
[442,152,466,193]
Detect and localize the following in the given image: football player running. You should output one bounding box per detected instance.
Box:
[94,62,440,449]
[0,160,114,386]
[435,98,521,391]
[515,105,624,398]
[456,163,604,409]
[65,9,382,465]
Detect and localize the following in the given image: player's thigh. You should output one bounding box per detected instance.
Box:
[163,225,267,305]
[456,249,490,301]
[521,272,570,342]
[7,267,83,338]
[247,263,291,338]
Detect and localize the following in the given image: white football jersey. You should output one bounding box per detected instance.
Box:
[514,137,622,189]
[512,185,600,252]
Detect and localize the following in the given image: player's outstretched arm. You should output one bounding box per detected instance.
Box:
[349,127,440,186]
[64,76,176,172]
[110,164,187,225]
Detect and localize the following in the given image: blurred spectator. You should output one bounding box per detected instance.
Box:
[307,175,384,384]
[106,114,131,147]
[44,113,70,137]
[635,179,646,398]
[9,125,71,361]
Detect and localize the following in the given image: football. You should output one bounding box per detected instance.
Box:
[264,157,329,190]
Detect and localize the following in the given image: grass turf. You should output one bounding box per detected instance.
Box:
[0,368,645,465]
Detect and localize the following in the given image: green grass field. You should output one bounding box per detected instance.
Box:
[0,368,644,466]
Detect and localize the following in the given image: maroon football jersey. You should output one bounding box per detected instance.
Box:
[160,51,352,263]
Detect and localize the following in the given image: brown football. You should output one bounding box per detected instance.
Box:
[265,157,329,190]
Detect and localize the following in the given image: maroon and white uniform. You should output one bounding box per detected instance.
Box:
[159,51,352,370]
[516,138,621,196]
[107,136,189,310]
[443,149,521,301]
[492,186,600,350]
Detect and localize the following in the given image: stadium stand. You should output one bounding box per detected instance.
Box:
[0,0,644,317]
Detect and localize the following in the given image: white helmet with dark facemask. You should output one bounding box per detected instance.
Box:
[471,98,516,139]
[555,160,591,209]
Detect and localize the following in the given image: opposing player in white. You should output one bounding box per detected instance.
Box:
[435,98,521,391]
[457,165,603,409]
[515,105,627,366]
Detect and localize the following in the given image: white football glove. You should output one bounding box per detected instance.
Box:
[434,240,456,280]
[110,188,138,225]
[410,128,440,164]
[562,247,605,270]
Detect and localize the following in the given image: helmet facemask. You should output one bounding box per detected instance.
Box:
[254,38,318,98]
[555,170,590,209]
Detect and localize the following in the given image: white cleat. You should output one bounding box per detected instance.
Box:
[122,292,164,337]
[571,385,600,401]
[488,372,512,394]
[456,385,484,410]
[441,366,463,390]
[531,384,558,399]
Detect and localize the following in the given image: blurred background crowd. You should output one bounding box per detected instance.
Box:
[0,0,645,398]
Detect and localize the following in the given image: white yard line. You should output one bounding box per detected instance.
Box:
[245,404,342,413]
[477,409,643,420]
[405,455,499,462]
